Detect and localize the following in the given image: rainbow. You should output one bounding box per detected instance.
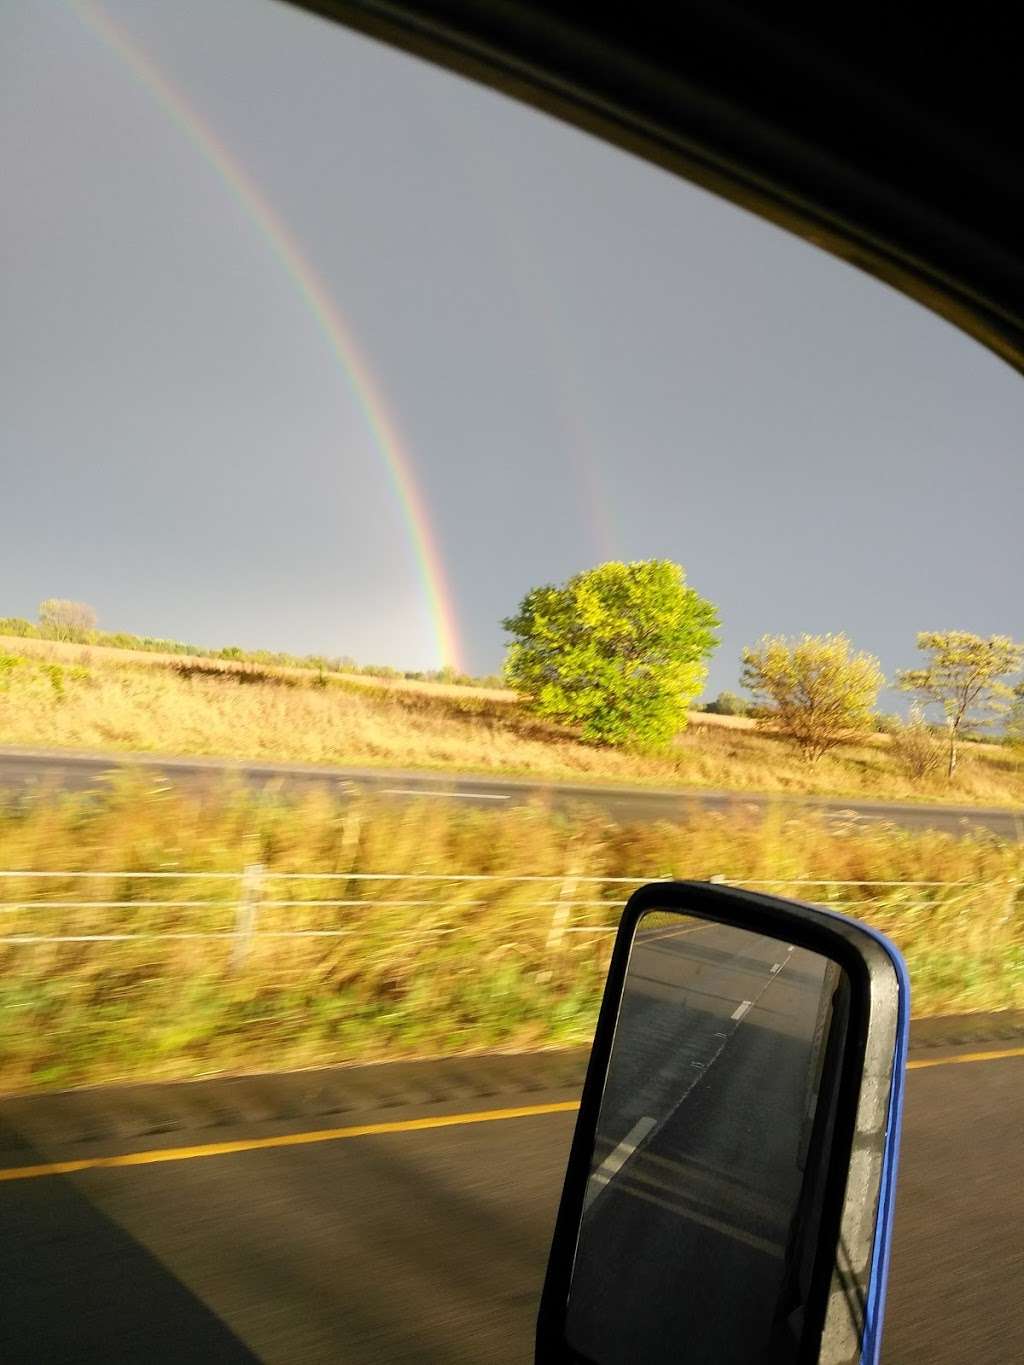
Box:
[69,0,463,672]
[440,112,620,563]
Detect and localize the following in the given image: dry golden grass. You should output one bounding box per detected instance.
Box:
[0,781,1022,1092]
[0,633,516,701]
[2,647,1022,806]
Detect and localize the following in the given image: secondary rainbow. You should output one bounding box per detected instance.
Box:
[70,0,463,672]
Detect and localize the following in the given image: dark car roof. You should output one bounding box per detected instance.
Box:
[290,2,1024,373]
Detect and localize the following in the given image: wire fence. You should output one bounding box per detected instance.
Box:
[0,867,1016,964]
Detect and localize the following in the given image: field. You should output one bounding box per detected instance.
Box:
[0,781,1021,1093]
[2,635,1022,807]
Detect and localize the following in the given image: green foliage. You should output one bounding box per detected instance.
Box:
[0,652,89,701]
[0,651,26,689]
[703,690,749,717]
[503,560,720,751]
[741,633,884,762]
[0,618,38,638]
[897,631,1024,778]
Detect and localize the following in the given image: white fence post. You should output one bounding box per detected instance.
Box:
[232,863,264,971]
[538,863,582,981]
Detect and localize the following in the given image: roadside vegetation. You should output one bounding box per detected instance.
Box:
[0,781,1021,1092]
[2,641,1023,805]
[0,606,503,689]
[4,579,1023,807]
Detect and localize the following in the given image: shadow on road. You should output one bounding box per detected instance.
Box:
[0,1121,259,1364]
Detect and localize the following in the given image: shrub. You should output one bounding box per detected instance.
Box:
[0,618,38,638]
[741,633,885,762]
[890,709,945,782]
[704,690,750,717]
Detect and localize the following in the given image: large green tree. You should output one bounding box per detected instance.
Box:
[503,560,719,750]
[897,631,1024,778]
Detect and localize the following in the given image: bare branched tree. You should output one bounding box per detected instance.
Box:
[38,599,97,642]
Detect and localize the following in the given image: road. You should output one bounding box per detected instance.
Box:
[1,1040,1022,1362]
[1,747,1021,838]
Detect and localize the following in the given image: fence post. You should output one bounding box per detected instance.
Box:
[539,863,581,981]
[232,863,264,971]
[340,806,363,901]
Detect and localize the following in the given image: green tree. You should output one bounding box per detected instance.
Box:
[37,598,97,642]
[503,560,719,750]
[704,690,749,717]
[897,632,1024,779]
[741,633,884,762]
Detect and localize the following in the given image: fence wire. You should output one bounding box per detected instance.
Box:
[0,867,1014,952]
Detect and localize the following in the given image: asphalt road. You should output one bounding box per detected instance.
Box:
[1,1042,1022,1363]
[1,747,1021,838]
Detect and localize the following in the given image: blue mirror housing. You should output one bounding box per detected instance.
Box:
[537,881,909,1365]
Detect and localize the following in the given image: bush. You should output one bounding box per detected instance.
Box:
[0,618,38,639]
[890,710,945,782]
[704,690,750,717]
[741,633,885,763]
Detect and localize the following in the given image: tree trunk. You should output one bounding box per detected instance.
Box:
[947,724,958,780]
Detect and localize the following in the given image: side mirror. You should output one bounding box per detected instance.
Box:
[536,881,909,1365]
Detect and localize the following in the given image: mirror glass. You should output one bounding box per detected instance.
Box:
[565,910,848,1365]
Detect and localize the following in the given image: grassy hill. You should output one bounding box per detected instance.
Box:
[1,634,1021,805]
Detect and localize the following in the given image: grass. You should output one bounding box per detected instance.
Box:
[0,632,513,701]
[0,621,506,689]
[0,779,1022,1093]
[1,640,1022,807]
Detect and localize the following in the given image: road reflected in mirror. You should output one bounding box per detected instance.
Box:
[566,911,847,1365]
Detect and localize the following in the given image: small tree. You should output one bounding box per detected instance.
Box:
[740,633,884,762]
[503,560,719,750]
[897,632,1024,779]
[38,599,97,642]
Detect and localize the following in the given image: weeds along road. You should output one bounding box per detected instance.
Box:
[1,1042,1022,1363]
[0,748,1021,839]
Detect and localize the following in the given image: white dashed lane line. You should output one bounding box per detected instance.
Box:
[584,1116,657,1210]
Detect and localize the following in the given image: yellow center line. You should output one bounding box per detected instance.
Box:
[906,1044,1024,1071]
[0,1100,580,1184]
[2,1045,1022,1184]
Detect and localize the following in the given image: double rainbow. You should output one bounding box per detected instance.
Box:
[71,0,463,672]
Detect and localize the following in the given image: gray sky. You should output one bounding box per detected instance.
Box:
[3,0,1021,699]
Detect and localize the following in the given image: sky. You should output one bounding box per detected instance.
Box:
[2,0,1022,702]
